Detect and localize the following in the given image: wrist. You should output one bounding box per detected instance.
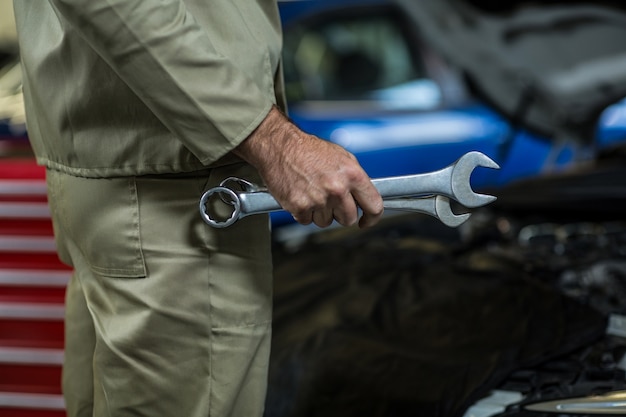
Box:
[234,106,294,170]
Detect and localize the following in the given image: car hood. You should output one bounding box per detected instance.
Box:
[396,0,626,142]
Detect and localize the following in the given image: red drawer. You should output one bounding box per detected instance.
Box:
[0,254,69,271]
[0,364,62,394]
[0,409,65,417]
[0,320,64,349]
[0,220,54,237]
[0,288,66,305]
[0,160,45,180]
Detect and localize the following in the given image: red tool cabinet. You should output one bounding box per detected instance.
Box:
[0,159,68,417]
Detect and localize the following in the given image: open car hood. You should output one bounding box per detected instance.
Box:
[396,0,626,142]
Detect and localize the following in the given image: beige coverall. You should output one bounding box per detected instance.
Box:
[13,0,285,415]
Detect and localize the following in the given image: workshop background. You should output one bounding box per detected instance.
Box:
[2,0,626,416]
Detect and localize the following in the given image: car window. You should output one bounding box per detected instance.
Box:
[283,7,442,110]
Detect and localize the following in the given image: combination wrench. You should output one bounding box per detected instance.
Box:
[199,151,499,228]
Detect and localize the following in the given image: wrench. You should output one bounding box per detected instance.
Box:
[200,186,469,228]
[199,151,499,228]
[383,196,470,227]
[371,151,499,208]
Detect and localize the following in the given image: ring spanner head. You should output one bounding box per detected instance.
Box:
[199,186,241,228]
[450,151,500,208]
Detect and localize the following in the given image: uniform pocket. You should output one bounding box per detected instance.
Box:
[50,172,147,278]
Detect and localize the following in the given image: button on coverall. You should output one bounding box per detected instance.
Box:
[13,0,285,415]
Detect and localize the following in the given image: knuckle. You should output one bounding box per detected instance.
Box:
[292,201,311,215]
[326,182,347,200]
[343,165,365,182]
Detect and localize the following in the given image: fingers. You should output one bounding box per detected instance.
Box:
[359,208,384,229]
[292,211,313,225]
[352,180,384,229]
[294,202,355,228]
[292,184,382,229]
[312,208,335,228]
[330,193,359,227]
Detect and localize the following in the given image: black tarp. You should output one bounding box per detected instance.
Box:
[265,215,609,417]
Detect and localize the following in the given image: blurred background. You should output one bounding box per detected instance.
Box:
[2,1,626,417]
[0,0,16,48]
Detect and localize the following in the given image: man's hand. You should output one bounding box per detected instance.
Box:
[234,106,383,228]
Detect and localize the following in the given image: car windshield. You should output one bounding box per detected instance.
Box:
[283,9,442,110]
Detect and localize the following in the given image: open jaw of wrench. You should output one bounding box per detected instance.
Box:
[199,151,500,229]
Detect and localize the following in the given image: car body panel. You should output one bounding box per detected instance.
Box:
[271,0,626,226]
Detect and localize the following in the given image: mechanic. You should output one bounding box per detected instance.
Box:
[13,1,384,416]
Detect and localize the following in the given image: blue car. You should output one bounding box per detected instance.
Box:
[273,0,626,226]
[1,0,625,227]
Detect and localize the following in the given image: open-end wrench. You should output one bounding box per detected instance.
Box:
[199,151,498,228]
[383,196,470,227]
[371,151,499,208]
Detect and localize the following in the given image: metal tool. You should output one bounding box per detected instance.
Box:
[370,151,499,208]
[525,390,626,414]
[383,196,470,227]
[200,188,468,228]
[199,151,499,228]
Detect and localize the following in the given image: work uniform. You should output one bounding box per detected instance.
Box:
[13,0,285,415]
